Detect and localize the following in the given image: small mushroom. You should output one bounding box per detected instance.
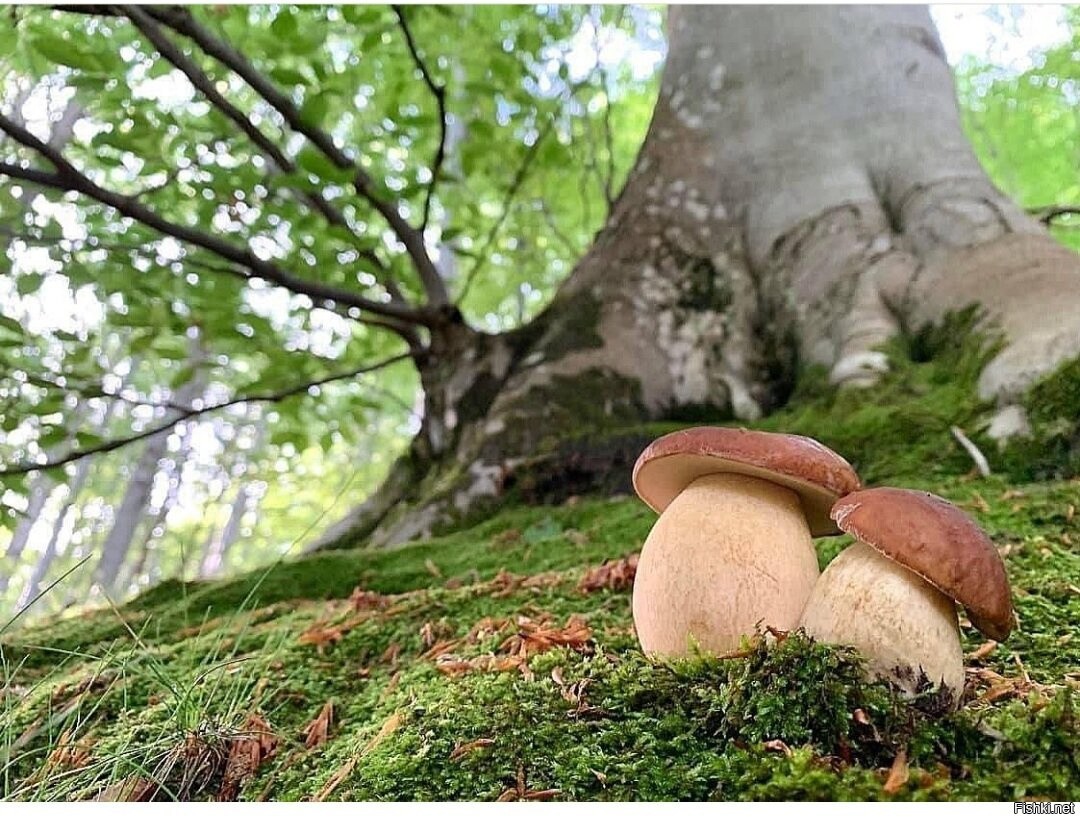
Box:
[631,427,860,656]
[798,488,1014,705]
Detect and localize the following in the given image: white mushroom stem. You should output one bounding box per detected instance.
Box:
[632,472,820,656]
[798,541,964,699]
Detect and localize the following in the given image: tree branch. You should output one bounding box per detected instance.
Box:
[0,224,423,346]
[0,352,414,477]
[119,5,411,304]
[143,5,451,308]
[0,114,432,326]
[392,5,447,234]
[21,371,184,412]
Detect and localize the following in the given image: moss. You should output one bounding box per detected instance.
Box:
[532,290,605,363]
[3,321,1080,801]
[1000,355,1080,481]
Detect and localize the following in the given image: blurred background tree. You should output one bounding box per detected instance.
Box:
[0,5,1076,618]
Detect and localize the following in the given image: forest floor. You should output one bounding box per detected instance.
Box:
[1,326,1078,801]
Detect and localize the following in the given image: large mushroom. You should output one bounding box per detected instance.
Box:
[631,427,860,656]
[798,488,1014,704]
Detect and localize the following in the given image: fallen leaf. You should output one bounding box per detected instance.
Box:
[219,714,278,801]
[966,640,997,661]
[420,622,437,648]
[314,713,402,801]
[381,642,402,666]
[883,749,909,795]
[466,616,512,641]
[449,737,495,762]
[763,739,793,757]
[96,777,158,802]
[348,588,391,612]
[303,702,335,750]
[420,638,462,660]
[500,614,592,658]
[47,729,93,771]
[491,528,522,547]
[578,553,638,593]
[298,613,371,650]
[424,558,443,578]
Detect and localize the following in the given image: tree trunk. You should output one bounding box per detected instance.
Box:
[0,478,55,596]
[17,456,91,611]
[94,355,207,592]
[313,5,1080,550]
[120,422,195,591]
[199,415,266,578]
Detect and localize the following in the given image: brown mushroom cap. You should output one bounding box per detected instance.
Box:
[632,427,861,536]
[830,488,1014,641]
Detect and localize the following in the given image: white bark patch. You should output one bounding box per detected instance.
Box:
[453,461,503,511]
[722,373,762,420]
[987,404,1031,442]
[452,457,528,512]
[708,64,726,92]
[686,199,709,222]
[830,351,890,387]
[638,263,729,407]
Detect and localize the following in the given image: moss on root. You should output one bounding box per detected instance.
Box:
[2,327,1079,801]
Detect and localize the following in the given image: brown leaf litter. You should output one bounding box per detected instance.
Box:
[578,553,638,593]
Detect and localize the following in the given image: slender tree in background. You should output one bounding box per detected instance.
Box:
[1,5,1078,583]
[17,453,90,608]
[93,343,207,591]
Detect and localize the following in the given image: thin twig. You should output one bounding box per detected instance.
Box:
[457,118,554,304]
[0,352,414,477]
[20,371,188,413]
[951,425,991,478]
[1029,204,1080,226]
[392,5,448,234]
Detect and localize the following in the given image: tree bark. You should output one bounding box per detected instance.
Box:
[314,5,1080,549]
[0,479,55,596]
[94,354,207,592]
[120,423,194,591]
[17,457,91,611]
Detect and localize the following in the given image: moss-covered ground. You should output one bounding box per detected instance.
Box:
[1,328,1078,801]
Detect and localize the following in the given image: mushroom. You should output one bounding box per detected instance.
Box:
[631,427,861,656]
[798,488,1014,705]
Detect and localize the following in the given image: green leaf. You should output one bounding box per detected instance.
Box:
[295,146,353,183]
[29,34,103,72]
[0,314,25,340]
[16,273,44,297]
